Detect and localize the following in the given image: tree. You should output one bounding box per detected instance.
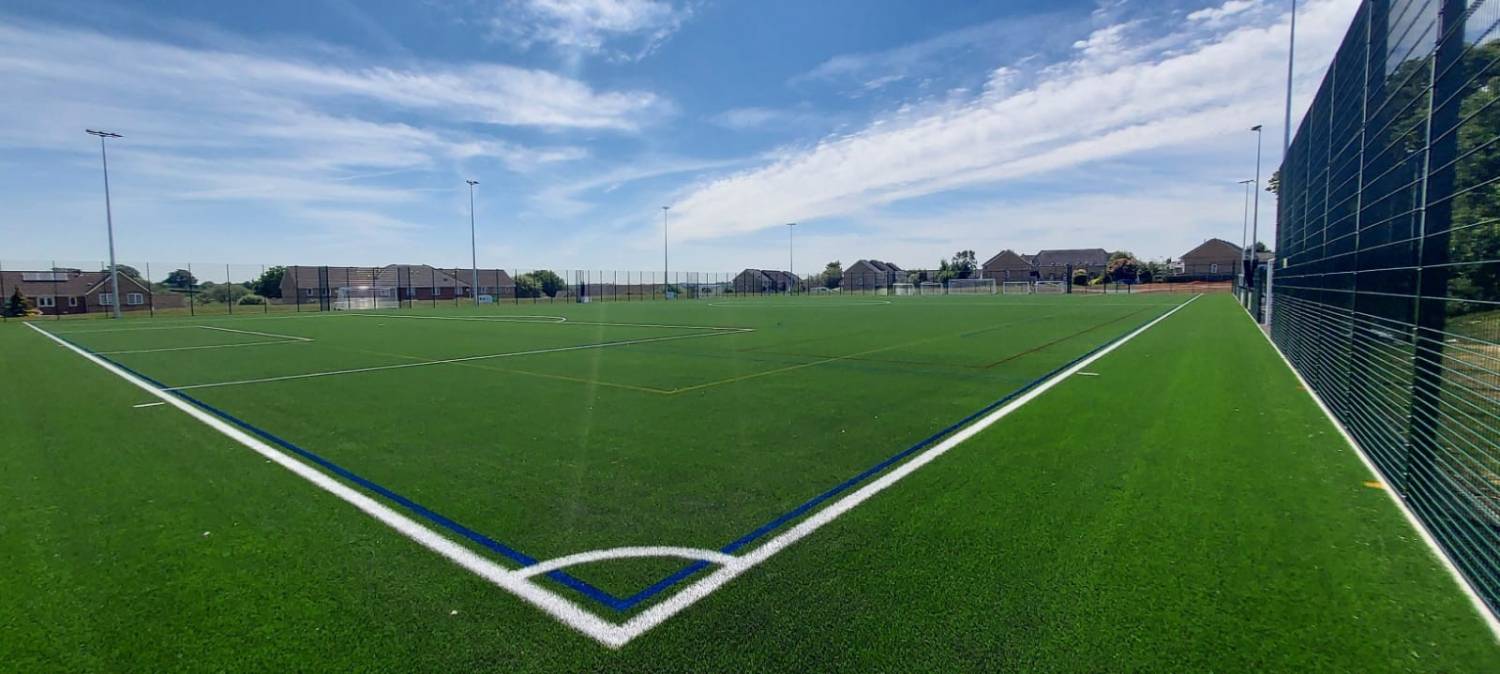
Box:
[1072,267,1090,287]
[514,274,541,298]
[531,270,565,297]
[822,261,842,289]
[164,269,197,290]
[110,264,143,281]
[198,282,251,304]
[950,250,977,279]
[3,288,35,317]
[935,259,956,284]
[1253,242,1270,253]
[247,266,285,298]
[1106,256,1140,283]
[1266,170,1280,196]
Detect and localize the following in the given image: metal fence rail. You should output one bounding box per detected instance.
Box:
[1272,0,1499,616]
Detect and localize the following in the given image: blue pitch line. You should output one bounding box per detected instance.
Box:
[46,330,636,612]
[54,299,1181,615]
[612,301,1183,610]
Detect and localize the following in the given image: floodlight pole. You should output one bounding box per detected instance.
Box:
[786,222,796,294]
[1250,124,1264,290]
[1238,179,1254,290]
[466,179,480,307]
[661,206,671,293]
[1283,0,1297,156]
[87,129,124,319]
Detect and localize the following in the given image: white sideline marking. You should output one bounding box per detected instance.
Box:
[96,325,312,355]
[348,312,745,332]
[200,325,313,341]
[707,300,891,307]
[514,547,742,579]
[608,293,1201,643]
[162,328,751,392]
[1075,372,1100,377]
[26,322,633,647]
[132,401,165,408]
[1245,307,1500,641]
[349,313,568,324]
[29,295,1194,648]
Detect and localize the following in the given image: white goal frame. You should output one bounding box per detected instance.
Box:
[1001,281,1031,294]
[946,278,997,294]
[919,282,945,295]
[1033,280,1067,294]
[890,283,916,296]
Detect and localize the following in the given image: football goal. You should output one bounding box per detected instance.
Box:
[946,278,997,294]
[1034,280,1067,294]
[890,283,916,296]
[919,282,945,295]
[1002,281,1032,294]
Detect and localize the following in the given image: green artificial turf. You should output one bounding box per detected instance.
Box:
[1,292,1494,671]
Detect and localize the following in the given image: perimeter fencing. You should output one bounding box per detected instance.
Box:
[1271,0,1499,616]
[0,260,1235,321]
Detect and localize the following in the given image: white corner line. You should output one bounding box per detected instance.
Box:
[1074,371,1100,377]
[609,294,1202,643]
[1244,308,1500,641]
[25,322,633,648]
[25,295,1198,650]
[198,325,313,341]
[132,401,166,408]
[514,547,742,580]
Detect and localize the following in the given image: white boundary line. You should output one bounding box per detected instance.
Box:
[599,294,1200,643]
[26,322,633,647]
[26,295,1194,648]
[96,325,313,355]
[1244,307,1500,641]
[161,328,751,392]
[707,300,891,307]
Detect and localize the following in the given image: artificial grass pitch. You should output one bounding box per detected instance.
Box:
[0,293,1494,671]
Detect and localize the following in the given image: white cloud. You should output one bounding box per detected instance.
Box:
[1188,1,1261,25]
[666,0,1356,250]
[491,0,690,61]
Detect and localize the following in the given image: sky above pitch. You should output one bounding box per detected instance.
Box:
[0,0,1359,273]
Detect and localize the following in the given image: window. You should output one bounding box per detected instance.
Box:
[126,292,144,305]
[37,296,55,308]
[1210,263,1219,273]
[98,293,114,306]
[67,296,78,307]
[305,288,316,297]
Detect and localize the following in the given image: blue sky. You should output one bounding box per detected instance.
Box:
[0,0,1359,276]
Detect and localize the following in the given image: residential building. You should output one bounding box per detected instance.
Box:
[0,268,156,315]
[843,259,905,291]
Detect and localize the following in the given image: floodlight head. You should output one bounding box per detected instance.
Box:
[786,222,796,227]
[662,205,670,211]
[85,129,122,138]
[465,179,479,186]
[1238,179,1254,184]
[1250,124,1263,132]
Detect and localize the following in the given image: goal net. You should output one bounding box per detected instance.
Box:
[333,287,399,310]
[946,278,997,294]
[1002,281,1032,294]
[919,282,945,295]
[890,283,916,296]
[1034,281,1067,294]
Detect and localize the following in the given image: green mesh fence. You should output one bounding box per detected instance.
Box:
[1272,0,1499,615]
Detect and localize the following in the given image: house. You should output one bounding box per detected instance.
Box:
[1032,248,1110,281]
[843,259,905,291]
[0,268,155,315]
[980,250,1035,282]
[1178,238,1243,278]
[278,264,488,305]
[451,268,516,299]
[732,269,801,294]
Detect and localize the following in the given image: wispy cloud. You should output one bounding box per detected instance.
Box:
[669,0,1355,251]
[490,0,691,61]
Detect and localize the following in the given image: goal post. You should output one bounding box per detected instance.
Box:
[919,282,945,295]
[946,278,997,294]
[1033,280,1066,294]
[890,282,916,296]
[1002,281,1032,294]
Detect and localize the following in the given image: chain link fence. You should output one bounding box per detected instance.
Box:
[1272,0,1499,615]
